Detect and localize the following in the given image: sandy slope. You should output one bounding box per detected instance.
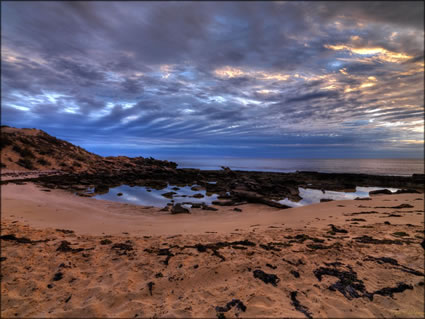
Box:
[1,183,424,318]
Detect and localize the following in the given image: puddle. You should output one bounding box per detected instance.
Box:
[278,186,399,207]
[92,184,399,209]
[93,184,219,208]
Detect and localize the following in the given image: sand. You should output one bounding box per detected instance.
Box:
[1,182,424,318]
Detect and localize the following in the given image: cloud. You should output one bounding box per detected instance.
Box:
[1,1,423,158]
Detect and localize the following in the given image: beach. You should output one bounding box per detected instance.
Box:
[1,182,424,318]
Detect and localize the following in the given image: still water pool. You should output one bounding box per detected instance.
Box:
[93,184,397,209]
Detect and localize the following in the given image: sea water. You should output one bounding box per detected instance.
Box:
[171,158,423,176]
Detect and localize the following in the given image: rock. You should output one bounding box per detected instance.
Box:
[201,204,218,211]
[171,203,190,214]
[56,240,84,253]
[329,224,348,233]
[100,239,112,245]
[147,282,154,295]
[192,193,204,198]
[117,192,123,196]
[94,184,109,194]
[161,192,176,199]
[369,189,392,195]
[52,272,63,281]
[215,299,247,313]
[394,189,420,194]
[320,198,334,202]
[233,208,242,212]
[212,200,235,206]
[160,206,169,212]
[232,190,291,209]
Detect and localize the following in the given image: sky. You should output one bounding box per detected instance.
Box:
[1,1,424,160]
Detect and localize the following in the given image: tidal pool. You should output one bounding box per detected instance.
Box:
[92,184,398,209]
[277,186,399,207]
[93,184,219,208]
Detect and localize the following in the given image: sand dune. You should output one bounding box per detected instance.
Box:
[1,182,424,318]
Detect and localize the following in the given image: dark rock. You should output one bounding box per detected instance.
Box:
[253,269,280,286]
[215,299,247,313]
[307,243,341,250]
[162,192,176,199]
[355,197,371,200]
[201,204,218,211]
[320,198,334,202]
[290,270,300,278]
[159,206,169,212]
[212,200,235,206]
[192,193,204,198]
[353,235,403,245]
[94,184,109,194]
[329,224,348,233]
[369,189,392,195]
[171,203,190,214]
[111,242,133,255]
[53,272,63,281]
[147,282,154,296]
[100,239,112,245]
[232,190,291,209]
[392,232,409,237]
[0,257,6,262]
[56,229,75,234]
[266,263,277,269]
[56,241,84,253]
[1,234,48,245]
[117,192,123,196]
[233,208,242,212]
[394,189,420,194]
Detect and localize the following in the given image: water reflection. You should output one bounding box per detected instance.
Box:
[278,186,399,207]
[93,184,398,209]
[93,184,218,208]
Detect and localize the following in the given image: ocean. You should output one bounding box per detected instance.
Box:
[169,158,424,177]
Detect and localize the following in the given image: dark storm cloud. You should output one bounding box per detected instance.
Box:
[286,91,340,104]
[1,1,423,158]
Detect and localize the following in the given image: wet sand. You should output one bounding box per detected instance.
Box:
[1,182,424,318]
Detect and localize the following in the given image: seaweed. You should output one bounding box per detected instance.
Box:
[253,269,280,286]
[290,291,312,318]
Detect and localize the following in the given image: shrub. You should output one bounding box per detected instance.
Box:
[73,161,82,167]
[0,135,12,149]
[20,148,35,158]
[17,158,34,170]
[37,158,51,166]
[12,145,23,154]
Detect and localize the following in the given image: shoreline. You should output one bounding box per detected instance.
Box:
[2,182,423,236]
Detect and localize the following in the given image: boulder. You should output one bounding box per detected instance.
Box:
[369,189,392,195]
[232,190,291,209]
[171,203,190,214]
